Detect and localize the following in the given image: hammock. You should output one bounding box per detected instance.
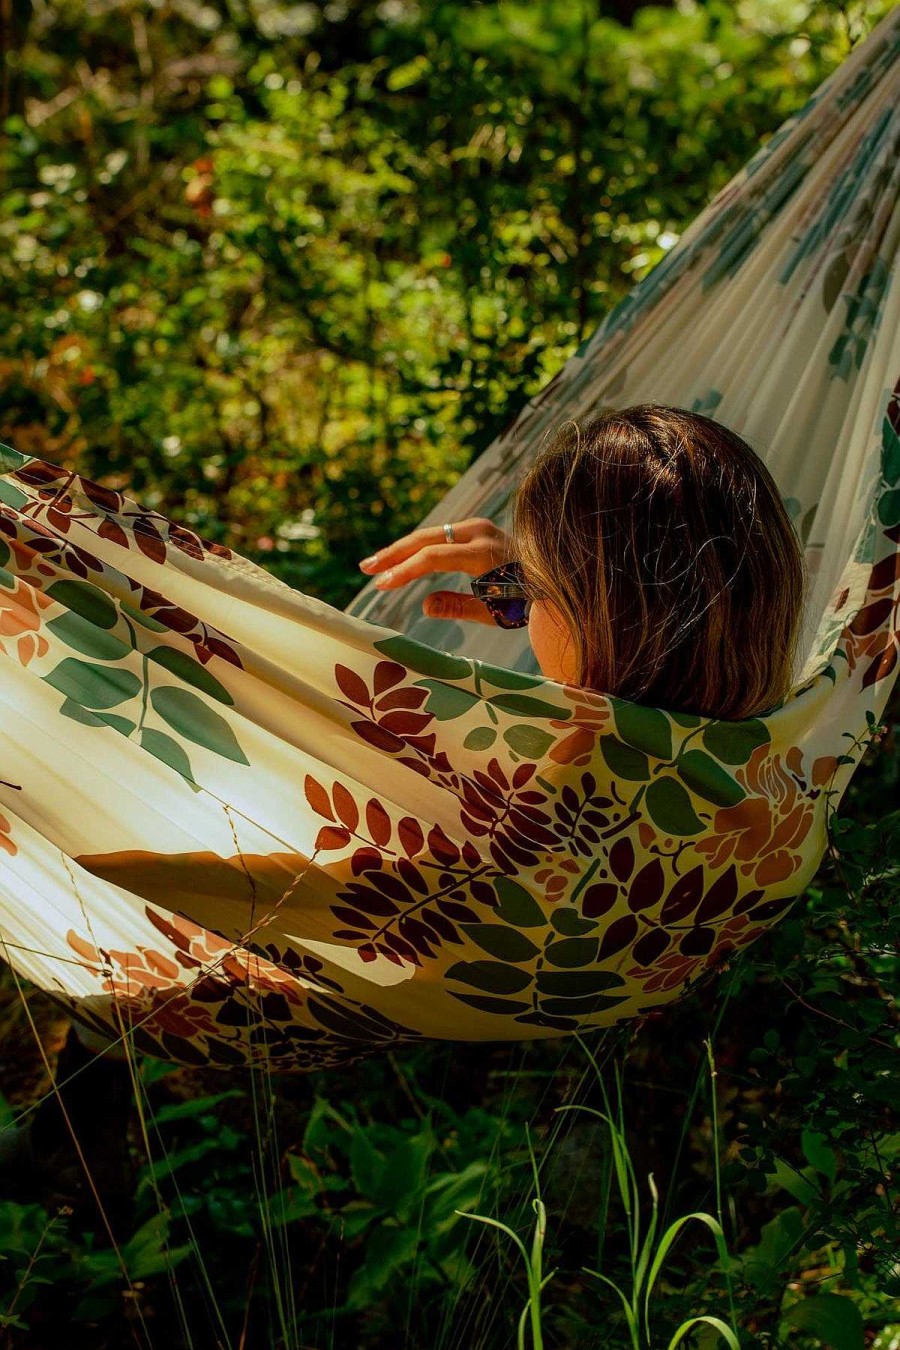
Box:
[0,11,898,1071]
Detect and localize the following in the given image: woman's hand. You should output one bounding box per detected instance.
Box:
[359,518,513,625]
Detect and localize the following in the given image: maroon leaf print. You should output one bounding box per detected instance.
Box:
[695,865,739,924]
[373,660,407,695]
[315,825,352,851]
[338,885,398,919]
[421,907,461,943]
[609,837,635,883]
[305,775,335,821]
[135,522,167,564]
[351,720,403,753]
[83,479,123,512]
[438,899,480,923]
[350,846,383,877]
[627,859,666,913]
[366,799,392,846]
[849,597,893,636]
[862,641,897,688]
[679,927,716,957]
[380,711,433,737]
[582,883,618,919]
[332,907,377,931]
[597,914,639,960]
[98,515,130,549]
[632,928,671,966]
[375,686,427,711]
[335,664,371,707]
[332,782,359,832]
[397,858,428,893]
[660,864,705,922]
[428,824,460,866]
[398,816,425,858]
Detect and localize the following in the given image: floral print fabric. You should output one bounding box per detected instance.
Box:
[0,10,898,1070]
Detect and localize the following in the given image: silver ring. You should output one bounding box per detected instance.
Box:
[443,522,455,544]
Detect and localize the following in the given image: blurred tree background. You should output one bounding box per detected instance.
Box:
[0,0,892,604]
[0,2,897,1348]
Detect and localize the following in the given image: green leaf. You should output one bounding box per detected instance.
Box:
[417,679,481,720]
[476,663,544,690]
[349,1129,382,1201]
[346,1226,420,1309]
[45,612,132,662]
[0,480,28,509]
[445,961,533,994]
[702,718,770,765]
[149,686,249,765]
[781,1294,864,1350]
[494,877,548,928]
[450,992,532,1016]
[678,749,746,807]
[801,1129,838,1182]
[550,908,597,936]
[140,727,197,783]
[534,970,625,996]
[502,723,554,758]
[59,697,104,727]
[645,778,705,835]
[120,600,168,632]
[374,635,472,681]
[487,692,568,719]
[146,646,234,704]
[600,735,650,781]
[46,579,118,630]
[463,726,496,751]
[459,924,541,961]
[612,701,673,760]
[544,937,600,968]
[877,486,900,527]
[45,658,142,710]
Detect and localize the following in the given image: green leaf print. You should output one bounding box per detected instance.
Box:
[678,749,746,807]
[46,658,142,710]
[502,724,554,758]
[150,686,249,766]
[374,635,472,681]
[644,778,705,836]
[474,663,545,691]
[445,961,533,994]
[459,925,541,962]
[120,600,168,632]
[46,579,119,631]
[45,612,132,662]
[877,489,900,529]
[140,727,198,784]
[882,413,900,486]
[450,993,532,1016]
[147,646,234,705]
[550,908,597,937]
[487,692,568,719]
[702,718,770,765]
[494,877,548,928]
[417,679,481,721]
[544,937,600,968]
[600,735,650,782]
[534,969,624,996]
[0,480,28,510]
[59,697,105,727]
[612,701,673,760]
[463,726,496,751]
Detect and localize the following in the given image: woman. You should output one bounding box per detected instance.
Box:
[1,404,804,1222]
[361,404,805,719]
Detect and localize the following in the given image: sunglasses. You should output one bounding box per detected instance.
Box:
[470,561,533,629]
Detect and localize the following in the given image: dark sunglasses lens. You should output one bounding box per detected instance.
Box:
[490,596,530,629]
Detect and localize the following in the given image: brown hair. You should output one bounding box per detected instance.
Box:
[512,404,805,719]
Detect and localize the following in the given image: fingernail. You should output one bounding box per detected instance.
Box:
[360,555,378,570]
[375,569,393,589]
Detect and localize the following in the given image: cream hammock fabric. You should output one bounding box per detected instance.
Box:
[0,10,898,1070]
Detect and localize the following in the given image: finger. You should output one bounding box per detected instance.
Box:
[373,542,488,588]
[422,590,497,625]
[359,519,504,572]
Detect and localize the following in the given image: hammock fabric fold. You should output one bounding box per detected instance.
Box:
[1,11,898,1069]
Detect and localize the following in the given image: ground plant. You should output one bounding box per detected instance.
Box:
[0,1,897,1347]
